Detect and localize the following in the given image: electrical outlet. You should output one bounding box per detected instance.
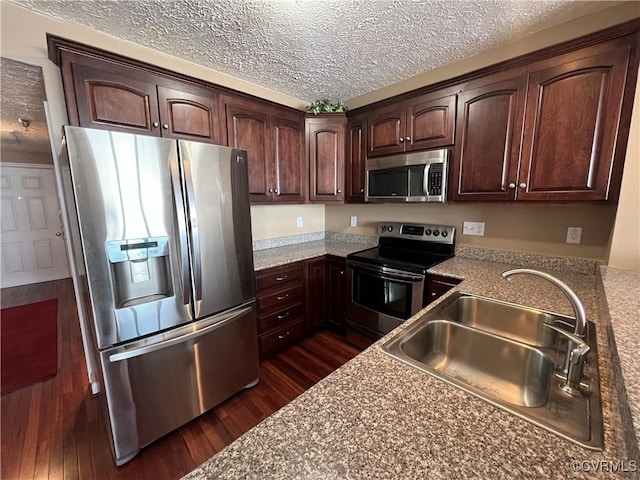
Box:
[463,221,485,236]
[296,216,303,228]
[350,216,357,227]
[566,227,582,244]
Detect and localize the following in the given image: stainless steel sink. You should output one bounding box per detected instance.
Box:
[438,294,559,347]
[401,320,553,407]
[382,292,603,450]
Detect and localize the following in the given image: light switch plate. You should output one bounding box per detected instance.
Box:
[296,217,303,228]
[463,221,485,236]
[350,216,357,227]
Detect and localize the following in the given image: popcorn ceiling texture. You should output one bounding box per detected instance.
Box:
[12,0,619,103]
[0,58,51,154]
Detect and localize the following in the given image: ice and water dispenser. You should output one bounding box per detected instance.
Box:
[106,237,172,308]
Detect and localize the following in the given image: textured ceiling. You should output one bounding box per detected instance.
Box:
[0,57,52,154]
[12,0,624,103]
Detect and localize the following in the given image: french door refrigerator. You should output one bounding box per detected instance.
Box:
[58,126,258,465]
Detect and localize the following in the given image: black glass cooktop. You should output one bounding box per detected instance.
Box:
[347,245,453,275]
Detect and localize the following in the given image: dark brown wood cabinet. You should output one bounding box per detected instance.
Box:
[64,55,221,143]
[306,257,328,330]
[451,75,528,202]
[427,274,462,303]
[367,92,456,158]
[326,256,347,332]
[224,95,305,204]
[450,36,635,203]
[256,262,307,358]
[517,45,632,202]
[346,114,366,203]
[306,114,346,203]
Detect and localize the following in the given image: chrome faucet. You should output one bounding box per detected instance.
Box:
[501,268,589,396]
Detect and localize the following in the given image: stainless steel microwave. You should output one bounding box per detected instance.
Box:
[365,149,449,203]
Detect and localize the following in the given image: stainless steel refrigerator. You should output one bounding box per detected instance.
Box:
[57,126,258,465]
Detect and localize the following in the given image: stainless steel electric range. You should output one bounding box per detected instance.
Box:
[345,222,455,349]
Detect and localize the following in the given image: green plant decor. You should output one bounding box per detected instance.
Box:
[306,100,348,114]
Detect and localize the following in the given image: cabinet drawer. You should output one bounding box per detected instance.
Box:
[257,283,304,312]
[256,263,305,291]
[258,302,305,333]
[259,318,306,357]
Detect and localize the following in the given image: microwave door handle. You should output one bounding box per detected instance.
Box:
[180,144,202,302]
[423,163,431,196]
[169,155,191,306]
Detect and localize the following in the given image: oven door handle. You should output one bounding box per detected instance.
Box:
[347,260,425,282]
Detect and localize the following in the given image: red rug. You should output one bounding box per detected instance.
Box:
[1,299,58,394]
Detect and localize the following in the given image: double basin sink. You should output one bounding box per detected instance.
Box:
[382,292,603,449]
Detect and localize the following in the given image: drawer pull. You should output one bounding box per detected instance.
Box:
[276,294,289,300]
[278,332,290,339]
[275,275,288,281]
[277,312,290,320]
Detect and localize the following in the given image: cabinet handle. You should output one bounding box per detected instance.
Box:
[337,189,342,193]
[508,183,516,189]
[152,122,159,128]
[278,332,290,340]
[519,183,527,189]
[340,270,344,275]
[276,294,289,300]
[431,292,437,297]
[277,312,290,320]
[274,189,279,194]
[399,137,404,143]
[360,188,364,193]
[275,275,288,281]
[405,136,411,142]
[269,188,274,193]
[162,124,169,129]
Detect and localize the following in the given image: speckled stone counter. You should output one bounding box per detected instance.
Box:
[184,256,637,479]
[599,266,640,457]
[253,238,376,271]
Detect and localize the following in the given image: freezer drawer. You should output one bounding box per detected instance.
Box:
[99,302,259,465]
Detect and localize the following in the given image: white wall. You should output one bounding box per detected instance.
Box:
[608,74,640,270]
[251,205,325,240]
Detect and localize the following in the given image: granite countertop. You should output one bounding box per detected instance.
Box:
[184,255,637,479]
[253,238,376,271]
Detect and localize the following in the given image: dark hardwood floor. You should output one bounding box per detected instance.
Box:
[1,279,360,479]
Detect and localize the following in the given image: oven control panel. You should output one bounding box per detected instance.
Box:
[378,222,455,244]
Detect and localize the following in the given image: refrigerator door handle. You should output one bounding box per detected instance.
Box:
[169,155,191,306]
[180,144,203,302]
[108,305,253,362]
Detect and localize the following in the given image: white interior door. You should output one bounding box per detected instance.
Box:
[1,164,70,288]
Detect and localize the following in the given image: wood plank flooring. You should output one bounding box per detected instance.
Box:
[1,279,360,479]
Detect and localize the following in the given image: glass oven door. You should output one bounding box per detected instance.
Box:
[348,261,425,320]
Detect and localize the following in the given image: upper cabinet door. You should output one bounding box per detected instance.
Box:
[157,86,220,144]
[406,94,456,152]
[346,114,366,203]
[272,112,305,203]
[450,76,527,202]
[518,48,630,201]
[71,63,161,136]
[307,115,346,203]
[367,105,405,157]
[224,98,272,202]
